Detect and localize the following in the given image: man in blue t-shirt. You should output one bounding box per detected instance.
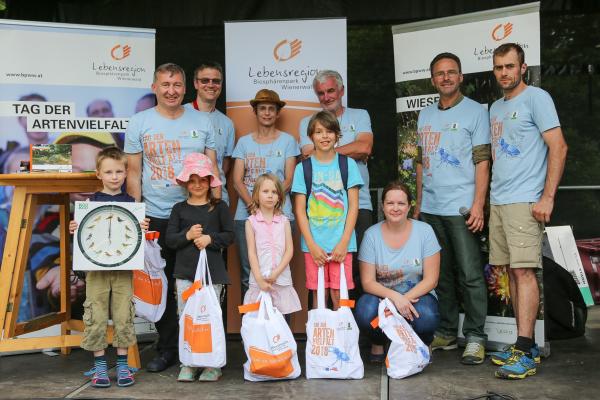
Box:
[488,43,567,380]
[415,53,491,365]
[124,63,219,373]
[298,70,374,294]
[185,61,235,205]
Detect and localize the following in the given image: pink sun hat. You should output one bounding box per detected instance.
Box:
[175,153,222,187]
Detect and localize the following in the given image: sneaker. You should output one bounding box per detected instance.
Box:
[490,344,541,366]
[430,335,458,351]
[85,366,110,388]
[461,342,485,365]
[198,367,222,382]
[116,364,135,387]
[177,366,198,382]
[495,350,536,379]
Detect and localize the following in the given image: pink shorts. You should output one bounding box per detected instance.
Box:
[304,253,354,290]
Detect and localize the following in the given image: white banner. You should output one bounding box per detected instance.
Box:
[224,18,347,138]
[393,3,540,82]
[0,20,155,330]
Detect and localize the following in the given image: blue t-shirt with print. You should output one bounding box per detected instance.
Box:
[299,107,373,211]
[124,107,216,219]
[291,153,363,253]
[417,97,490,216]
[359,220,441,297]
[489,86,560,205]
[184,104,235,204]
[232,132,299,220]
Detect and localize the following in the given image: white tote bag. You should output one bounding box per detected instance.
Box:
[133,234,167,322]
[375,298,430,379]
[305,262,364,379]
[178,249,226,368]
[240,291,301,381]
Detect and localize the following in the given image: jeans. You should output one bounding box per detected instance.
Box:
[420,213,487,342]
[355,293,439,346]
[351,209,373,299]
[234,220,250,296]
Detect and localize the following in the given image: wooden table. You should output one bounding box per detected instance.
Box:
[0,172,139,367]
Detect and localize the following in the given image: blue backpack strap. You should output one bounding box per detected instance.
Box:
[301,158,313,200]
[338,154,348,191]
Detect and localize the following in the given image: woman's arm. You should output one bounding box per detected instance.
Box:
[283,156,296,193]
[232,158,253,207]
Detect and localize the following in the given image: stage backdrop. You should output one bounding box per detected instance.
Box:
[224,18,346,332]
[0,19,155,341]
[392,3,545,351]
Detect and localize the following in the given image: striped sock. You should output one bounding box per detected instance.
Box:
[116,354,128,368]
[94,355,108,372]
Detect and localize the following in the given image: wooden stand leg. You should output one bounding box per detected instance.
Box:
[59,194,71,355]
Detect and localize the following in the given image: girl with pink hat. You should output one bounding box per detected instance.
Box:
[165,152,234,382]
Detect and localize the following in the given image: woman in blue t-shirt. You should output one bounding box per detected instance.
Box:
[355,181,441,362]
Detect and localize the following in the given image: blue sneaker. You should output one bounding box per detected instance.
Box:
[84,366,110,388]
[495,350,536,379]
[490,344,541,366]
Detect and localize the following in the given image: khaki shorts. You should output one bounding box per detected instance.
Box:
[489,203,543,269]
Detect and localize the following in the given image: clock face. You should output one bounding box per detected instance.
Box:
[77,204,143,268]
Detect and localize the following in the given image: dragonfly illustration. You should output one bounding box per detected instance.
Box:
[328,346,351,370]
[497,138,520,157]
[437,148,460,168]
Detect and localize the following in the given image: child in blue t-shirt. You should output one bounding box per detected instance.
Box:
[292,111,363,310]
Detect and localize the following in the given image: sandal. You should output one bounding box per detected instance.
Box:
[369,352,386,363]
[198,367,222,381]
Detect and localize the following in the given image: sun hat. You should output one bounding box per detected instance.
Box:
[249,89,286,108]
[54,132,115,146]
[175,153,222,187]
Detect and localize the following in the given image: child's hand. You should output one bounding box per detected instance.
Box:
[330,240,349,263]
[69,220,78,234]
[308,243,328,266]
[257,277,272,292]
[140,217,150,231]
[264,274,276,284]
[193,234,211,250]
[186,224,203,241]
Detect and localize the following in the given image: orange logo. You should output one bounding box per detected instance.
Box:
[273,334,281,343]
[111,44,131,60]
[491,23,513,41]
[273,39,302,62]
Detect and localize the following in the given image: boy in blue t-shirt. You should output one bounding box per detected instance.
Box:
[292,111,363,310]
[69,147,149,388]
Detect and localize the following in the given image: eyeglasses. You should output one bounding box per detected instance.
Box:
[432,70,460,79]
[196,78,222,85]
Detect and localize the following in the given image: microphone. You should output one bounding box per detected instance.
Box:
[459,207,488,249]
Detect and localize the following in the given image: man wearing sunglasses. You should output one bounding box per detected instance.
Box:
[185,62,235,205]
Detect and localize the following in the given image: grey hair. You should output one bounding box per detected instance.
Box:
[313,69,344,89]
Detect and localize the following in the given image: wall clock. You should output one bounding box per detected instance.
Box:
[73,201,145,270]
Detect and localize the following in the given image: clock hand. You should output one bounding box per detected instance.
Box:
[108,214,112,244]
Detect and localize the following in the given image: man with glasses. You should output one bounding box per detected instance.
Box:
[414,52,490,365]
[185,62,235,205]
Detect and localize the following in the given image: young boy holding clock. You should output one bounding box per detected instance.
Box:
[69,146,149,388]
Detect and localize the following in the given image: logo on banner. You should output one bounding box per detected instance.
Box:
[273,39,302,62]
[491,23,513,41]
[111,44,132,60]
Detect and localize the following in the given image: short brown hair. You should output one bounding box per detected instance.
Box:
[250,173,285,214]
[153,63,186,84]
[193,62,223,78]
[307,110,342,141]
[95,146,127,170]
[430,52,462,76]
[381,180,413,205]
[493,43,525,66]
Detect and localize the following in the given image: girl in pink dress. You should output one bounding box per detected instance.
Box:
[243,173,301,316]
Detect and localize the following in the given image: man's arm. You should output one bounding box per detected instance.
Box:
[466,160,489,232]
[126,152,143,202]
[335,132,373,162]
[533,127,568,222]
[222,156,232,177]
